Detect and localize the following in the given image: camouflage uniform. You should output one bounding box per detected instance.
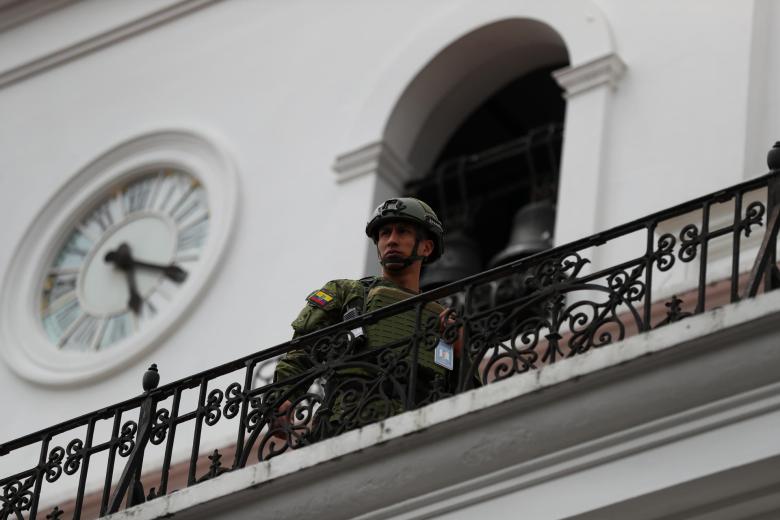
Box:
[273,198,453,439]
[274,276,452,438]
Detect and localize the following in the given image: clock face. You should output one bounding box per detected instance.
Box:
[39,169,209,351]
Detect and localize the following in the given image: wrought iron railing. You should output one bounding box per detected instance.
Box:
[2,144,780,519]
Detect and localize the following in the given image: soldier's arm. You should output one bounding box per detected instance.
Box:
[273,281,351,395]
[270,281,351,439]
[274,310,331,386]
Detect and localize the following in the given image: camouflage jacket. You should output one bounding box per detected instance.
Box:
[273,277,453,434]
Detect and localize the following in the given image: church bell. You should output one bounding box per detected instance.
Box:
[489,200,556,268]
[420,228,482,291]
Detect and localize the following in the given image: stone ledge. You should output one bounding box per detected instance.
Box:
[0,0,218,89]
[106,289,780,520]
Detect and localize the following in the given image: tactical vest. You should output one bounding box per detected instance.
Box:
[308,281,457,439]
[362,285,448,378]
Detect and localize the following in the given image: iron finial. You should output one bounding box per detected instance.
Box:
[142,364,160,392]
[768,142,780,171]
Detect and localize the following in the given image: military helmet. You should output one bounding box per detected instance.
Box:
[365,197,444,262]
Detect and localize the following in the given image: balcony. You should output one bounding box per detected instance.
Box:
[3,149,780,519]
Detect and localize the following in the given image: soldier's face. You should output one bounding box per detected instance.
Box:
[377,222,433,269]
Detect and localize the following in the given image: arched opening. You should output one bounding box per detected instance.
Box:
[374,18,569,287]
[406,65,566,288]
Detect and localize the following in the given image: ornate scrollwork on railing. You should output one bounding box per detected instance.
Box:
[223,382,244,420]
[252,357,280,389]
[117,420,138,457]
[532,251,590,290]
[482,335,539,382]
[44,446,65,483]
[468,260,648,376]
[679,224,701,262]
[655,233,677,271]
[742,201,765,236]
[204,389,224,427]
[275,394,320,445]
[0,477,34,519]
[311,330,357,366]
[568,269,645,355]
[63,439,84,476]
[2,168,779,518]
[150,409,170,445]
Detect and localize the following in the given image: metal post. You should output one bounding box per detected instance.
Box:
[765,143,780,291]
[108,364,160,514]
[744,143,780,297]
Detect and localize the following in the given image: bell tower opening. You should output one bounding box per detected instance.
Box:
[405,64,567,289]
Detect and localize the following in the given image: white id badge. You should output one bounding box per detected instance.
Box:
[434,339,454,370]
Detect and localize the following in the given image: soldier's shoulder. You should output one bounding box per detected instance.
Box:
[303,278,368,309]
[329,277,382,290]
[325,278,369,293]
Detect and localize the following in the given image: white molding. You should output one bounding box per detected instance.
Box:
[339,0,616,160]
[0,0,219,89]
[553,53,625,245]
[0,0,76,33]
[105,384,780,520]
[0,130,239,386]
[332,140,412,191]
[553,53,627,98]
[358,384,780,520]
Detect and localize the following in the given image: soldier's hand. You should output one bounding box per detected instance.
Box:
[438,309,464,357]
[270,400,293,439]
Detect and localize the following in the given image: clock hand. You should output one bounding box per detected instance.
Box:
[125,268,142,314]
[105,244,188,283]
[103,243,143,314]
[104,243,133,270]
[128,259,188,283]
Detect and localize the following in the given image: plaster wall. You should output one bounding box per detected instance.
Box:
[592,0,759,230]
[0,0,775,494]
[750,0,780,175]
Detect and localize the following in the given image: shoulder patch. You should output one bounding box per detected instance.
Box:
[307,288,335,308]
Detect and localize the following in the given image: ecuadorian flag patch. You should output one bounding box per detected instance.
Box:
[307,289,334,308]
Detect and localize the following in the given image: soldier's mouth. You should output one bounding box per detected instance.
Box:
[382,253,405,262]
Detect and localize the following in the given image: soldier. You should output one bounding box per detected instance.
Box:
[270,198,461,443]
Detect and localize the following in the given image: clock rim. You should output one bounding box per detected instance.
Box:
[0,129,239,386]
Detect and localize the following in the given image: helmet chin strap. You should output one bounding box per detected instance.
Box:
[379,238,426,270]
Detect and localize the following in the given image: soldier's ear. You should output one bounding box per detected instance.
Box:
[419,238,434,259]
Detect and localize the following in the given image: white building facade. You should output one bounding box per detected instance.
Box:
[1,1,779,518]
